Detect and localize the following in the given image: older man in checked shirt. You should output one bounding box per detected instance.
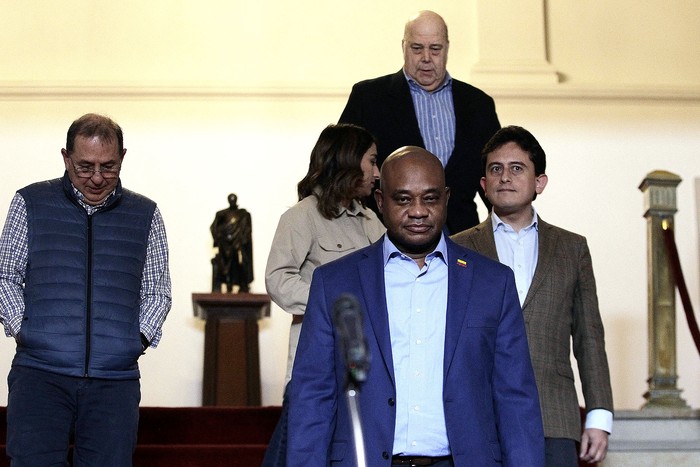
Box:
[0,113,172,467]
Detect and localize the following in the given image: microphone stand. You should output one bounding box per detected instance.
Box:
[344,379,367,467]
[333,294,369,467]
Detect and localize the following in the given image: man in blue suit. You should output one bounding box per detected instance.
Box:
[287,146,544,466]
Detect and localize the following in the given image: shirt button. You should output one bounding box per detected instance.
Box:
[337,243,342,248]
[414,405,421,412]
[388,398,395,406]
[416,339,422,345]
[382,451,389,459]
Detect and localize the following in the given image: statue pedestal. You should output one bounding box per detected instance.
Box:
[192,293,270,406]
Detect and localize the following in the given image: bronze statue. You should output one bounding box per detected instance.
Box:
[210,193,253,293]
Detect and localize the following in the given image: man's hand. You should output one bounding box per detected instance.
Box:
[579,428,609,463]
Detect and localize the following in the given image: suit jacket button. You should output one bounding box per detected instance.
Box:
[382,451,389,459]
[388,398,395,406]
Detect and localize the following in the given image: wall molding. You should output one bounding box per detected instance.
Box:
[0,82,343,101]
[481,84,700,102]
[1,82,699,103]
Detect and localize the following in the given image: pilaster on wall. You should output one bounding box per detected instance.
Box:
[471,0,559,86]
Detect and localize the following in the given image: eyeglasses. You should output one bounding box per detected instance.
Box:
[71,162,121,179]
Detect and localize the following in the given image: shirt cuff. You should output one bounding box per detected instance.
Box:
[585,409,613,434]
[5,315,23,338]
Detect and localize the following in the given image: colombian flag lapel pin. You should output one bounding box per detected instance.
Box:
[457,259,467,268]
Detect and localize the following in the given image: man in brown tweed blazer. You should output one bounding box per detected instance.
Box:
[451,126,613,466]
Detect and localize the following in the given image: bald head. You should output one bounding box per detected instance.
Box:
[380,146,445,189]
[376,146,449,266]
[403,10,449,42]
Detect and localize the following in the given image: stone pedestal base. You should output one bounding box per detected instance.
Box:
[602,409,700,466]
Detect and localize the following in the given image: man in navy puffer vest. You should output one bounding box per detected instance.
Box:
[0,113,172,466]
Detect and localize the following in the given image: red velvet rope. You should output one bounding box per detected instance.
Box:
[661,223,700,358]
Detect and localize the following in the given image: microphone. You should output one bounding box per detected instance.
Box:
[333,293,370,385]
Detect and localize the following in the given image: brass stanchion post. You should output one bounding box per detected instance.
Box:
[639,170,689,409]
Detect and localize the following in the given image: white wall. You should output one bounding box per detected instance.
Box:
[1,1,699,411]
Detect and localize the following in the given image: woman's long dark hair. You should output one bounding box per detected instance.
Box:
[297,124,376,219]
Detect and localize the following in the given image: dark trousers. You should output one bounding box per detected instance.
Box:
[6,366,140,467]
[261,384,289,467]
[545,437,578,467]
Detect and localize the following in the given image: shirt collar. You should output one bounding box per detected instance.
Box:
[311,185,365,218]
[382,233,448,266]
[336,199,365,218]
[491,207,539,233]
[71,183,115,213]
[403,69,452,94]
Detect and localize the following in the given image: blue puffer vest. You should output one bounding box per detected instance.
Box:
[13,173,156,379]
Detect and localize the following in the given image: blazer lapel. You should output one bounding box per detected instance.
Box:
[471,218,499,261]
[358,239,395,384]
[443,240,472,376]
[449,81,480,166]
[451,84,468,160]
[523,216,557,311]
[388,70,424,146]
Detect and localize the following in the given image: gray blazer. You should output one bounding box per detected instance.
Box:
[451,215,613,440]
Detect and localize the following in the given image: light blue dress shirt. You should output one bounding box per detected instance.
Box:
[383,234,450,456]
[491,209,539,306]
[405,71,456,168]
